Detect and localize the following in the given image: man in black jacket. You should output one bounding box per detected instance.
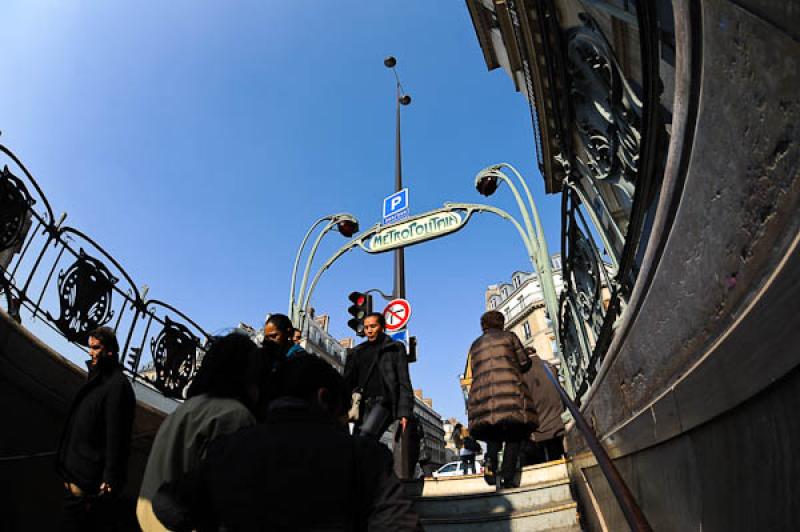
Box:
[57,326,136,531]
[344,313,414,441]
[153,354,422,531]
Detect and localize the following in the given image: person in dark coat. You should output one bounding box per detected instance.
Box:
[57,326,136,531]
[263,313,307,359]
[256,313,307,419]
[521,347,566,465]
[152,354,422,531]
[344,313,414,441]
[467,311,537,489]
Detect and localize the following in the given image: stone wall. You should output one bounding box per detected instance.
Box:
[568,0,800,529]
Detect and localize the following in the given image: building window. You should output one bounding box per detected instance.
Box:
[513,275,521,288]
[490,298,497,309]
[523,321,532,340]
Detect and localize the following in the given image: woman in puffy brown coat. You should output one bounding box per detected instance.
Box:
[467,310,537,488]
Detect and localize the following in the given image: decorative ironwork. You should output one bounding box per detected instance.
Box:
[52,250,118,345]
[1,142,210,403]
[559,184,619,400]
[567,214,606,340]
[561,294,590,398]
[0,165,35,253]
[551,10,652,401]
[150,316,198,398]
[566,15,641,205]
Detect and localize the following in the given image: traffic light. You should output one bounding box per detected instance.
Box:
[407,336,417,363]
[347,291,373,336]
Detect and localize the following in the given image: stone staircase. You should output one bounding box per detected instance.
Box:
[406,459,581,531]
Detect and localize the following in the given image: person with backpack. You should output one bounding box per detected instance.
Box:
[460,430,481,475]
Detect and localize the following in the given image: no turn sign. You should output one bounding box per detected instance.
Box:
[383,299,412,332]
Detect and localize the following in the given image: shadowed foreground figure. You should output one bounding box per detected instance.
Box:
[153,354,422,531]
[137,333,271,531]
[57,326,136,532]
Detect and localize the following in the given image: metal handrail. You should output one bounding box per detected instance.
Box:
[541,360,653,531]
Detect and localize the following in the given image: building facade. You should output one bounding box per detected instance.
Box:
[301,314,347,372]
[380,389,448,474]
[412,390,448,468]
[485,254,565,365]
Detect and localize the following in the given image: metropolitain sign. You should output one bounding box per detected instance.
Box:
[365,210,466,253]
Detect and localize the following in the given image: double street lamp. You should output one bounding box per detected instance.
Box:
[289,213,359,329]
[384,55,411,300]
[474,163,562,355]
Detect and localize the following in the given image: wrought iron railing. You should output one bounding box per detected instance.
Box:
[0,143,209,399]
[559,185,617,400]
[535,0,674,403]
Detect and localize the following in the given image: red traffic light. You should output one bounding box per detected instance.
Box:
[349,292,366,306]
[347,291,373,337]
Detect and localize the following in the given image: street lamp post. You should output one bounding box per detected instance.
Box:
[384,56,412,299]
[474,163,563,362]
[289,213,359,328]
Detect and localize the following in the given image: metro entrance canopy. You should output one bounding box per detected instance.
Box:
[298,201,561,359]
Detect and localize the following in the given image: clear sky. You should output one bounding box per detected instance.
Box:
[1,1,562,423]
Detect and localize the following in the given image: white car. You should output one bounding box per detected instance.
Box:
[432,460,483,478]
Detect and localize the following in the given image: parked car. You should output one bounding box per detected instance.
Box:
[432,460,483,478]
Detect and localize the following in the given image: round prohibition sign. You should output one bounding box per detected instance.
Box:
[383,299,411,332]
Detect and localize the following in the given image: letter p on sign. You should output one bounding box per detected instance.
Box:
[383,188,409,220]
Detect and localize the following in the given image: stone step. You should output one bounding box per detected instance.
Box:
[414,478,574,519]
[407,458,570,498]
[420,501,580,532]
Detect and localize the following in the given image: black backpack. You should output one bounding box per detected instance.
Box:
[464,436,481,453]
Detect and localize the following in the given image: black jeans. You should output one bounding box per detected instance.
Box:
[523,437,565,466]
[485,440,523,486]
[461,454,476,475]
[355,396,393,440]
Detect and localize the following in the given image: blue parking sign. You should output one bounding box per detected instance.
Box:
[382,188,409,224]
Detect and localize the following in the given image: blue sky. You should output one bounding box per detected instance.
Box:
[1,1,562,422]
